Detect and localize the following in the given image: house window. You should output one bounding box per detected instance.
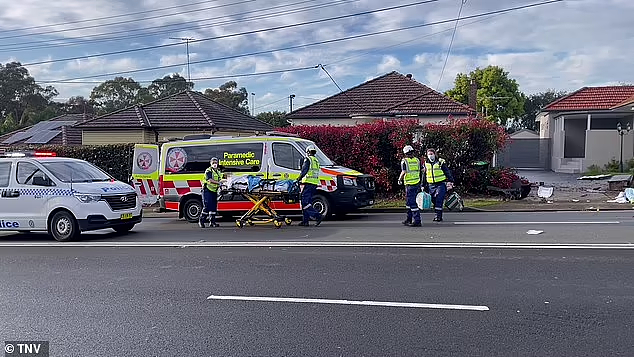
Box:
[590,117,633,130]
[272,143,303,170]
[0,162,11,187]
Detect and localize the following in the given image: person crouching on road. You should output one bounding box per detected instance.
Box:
[423,149,454,222]
[398,145,422,227]
[199,157,222,228]
[296,145,323,227]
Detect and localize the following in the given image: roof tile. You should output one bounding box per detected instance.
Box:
[544,86,634,111]
[286,71,472,119]
[75,91,273,132]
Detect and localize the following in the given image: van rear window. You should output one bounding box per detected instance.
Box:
[164,143,263,174]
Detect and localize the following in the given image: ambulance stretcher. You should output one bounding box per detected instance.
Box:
[221,180,300,229]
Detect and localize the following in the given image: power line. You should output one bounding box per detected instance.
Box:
[36,0,564,82]
[21,0,445,66]
[318,64,369,112]
[254,97,290,110]
[0,0,352,52]
[437,0,467,89]
[0,0,227,34]
[327,12,502,66]
[0,0,257,41]
[35,66,318,85]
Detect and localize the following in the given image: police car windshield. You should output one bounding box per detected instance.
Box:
[41,161,112,183]
[296,141,335,166]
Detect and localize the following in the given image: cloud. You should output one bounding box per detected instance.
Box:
[377,55,401,73]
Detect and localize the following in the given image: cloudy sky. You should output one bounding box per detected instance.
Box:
[1,0,632,114]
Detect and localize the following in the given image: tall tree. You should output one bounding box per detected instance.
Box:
[0,61,58,127]
[89,77,145,115]
[203,81,249,114]
[513,90,568,131]
[256,111,288,128]
[64,96,95,115]
[445,65,525,125]
[148,73,193,99]
[0,113,18,134]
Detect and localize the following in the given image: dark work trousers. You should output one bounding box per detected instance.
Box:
[405,185,421,224]
[301,183,322,223]
[200,189,218,225]
[429,182,447,220]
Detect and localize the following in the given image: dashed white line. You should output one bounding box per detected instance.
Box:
[206,295,490,311]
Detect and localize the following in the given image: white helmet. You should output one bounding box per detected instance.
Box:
[306,145,316,154]
[402,145,414,154]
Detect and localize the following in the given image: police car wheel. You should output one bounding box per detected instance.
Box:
[49,211,79,242]
[312,195,331,218]
[183,198,202,223]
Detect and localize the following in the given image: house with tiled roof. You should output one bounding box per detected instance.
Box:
[286,72,474,126]
[0,113,90,149]
[538,86,634,173]
[75,91,273,145]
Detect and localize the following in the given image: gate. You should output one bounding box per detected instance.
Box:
[496,138,551,169]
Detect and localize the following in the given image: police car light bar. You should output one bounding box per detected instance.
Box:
[2,151,57,158]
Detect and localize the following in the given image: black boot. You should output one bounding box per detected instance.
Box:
[402,219,412,226]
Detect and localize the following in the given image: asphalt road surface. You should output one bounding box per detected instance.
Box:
[1,211,633,246]
[0,247,632,356]
[1,211,633,356]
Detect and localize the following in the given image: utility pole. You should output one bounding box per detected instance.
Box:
[169,37,194,82]
[289,94,296,113]
[251,92,255,116]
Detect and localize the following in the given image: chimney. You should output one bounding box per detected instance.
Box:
[406,73,413,79]
[468,79,478,113]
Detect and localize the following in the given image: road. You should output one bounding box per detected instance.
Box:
[1,211,633,246]
[1,211,633,356]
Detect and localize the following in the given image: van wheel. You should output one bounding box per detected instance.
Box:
[312,194,331,218]
[49,211,79,242]
[183,198,203,223]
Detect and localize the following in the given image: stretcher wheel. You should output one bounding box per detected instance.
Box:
[273,220,283,229]
[284,218,292,225]
[235,220,244,228]
[247,220,255,226]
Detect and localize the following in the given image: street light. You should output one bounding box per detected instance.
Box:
[482,96,511,119]
[289,94,296,113]
[617,121,632,173]
[251,93,255,115]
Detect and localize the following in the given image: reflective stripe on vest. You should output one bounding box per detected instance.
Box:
[425,159,446,184]
[404,157,421,185]
[202,167,222,192]
[302,156,320,185]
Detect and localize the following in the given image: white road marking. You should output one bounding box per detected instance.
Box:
[454,221,620,225]
[0,241,632,249]
[206,295,489,311]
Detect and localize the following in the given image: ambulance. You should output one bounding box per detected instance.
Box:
[0,151,142,241]
[131,133,376,222]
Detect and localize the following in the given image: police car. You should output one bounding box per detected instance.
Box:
[0,151,142,241]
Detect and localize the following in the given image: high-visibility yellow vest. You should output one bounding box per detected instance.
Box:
[425,159,447,184]
[202,167,222,192]
[302,156,320,185]
[403,157,421,186]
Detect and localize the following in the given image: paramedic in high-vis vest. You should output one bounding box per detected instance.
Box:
[423,148,454,222]
[398,145,422,227]
[296,145,323,227]
[199,157,223,228]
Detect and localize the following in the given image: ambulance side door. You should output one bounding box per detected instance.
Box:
[270,142,304,180]
[131,144,160,206]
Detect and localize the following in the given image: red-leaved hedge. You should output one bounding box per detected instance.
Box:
[280,118,509,193]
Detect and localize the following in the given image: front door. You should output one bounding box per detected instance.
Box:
[14,161,55,229]
[271,142,304,180]
[0,161,20,231]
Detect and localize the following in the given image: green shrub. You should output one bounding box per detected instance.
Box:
[586,164,603,175]
[604,158,621,172]
[12,144,135,182]
[627,158,634,171]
